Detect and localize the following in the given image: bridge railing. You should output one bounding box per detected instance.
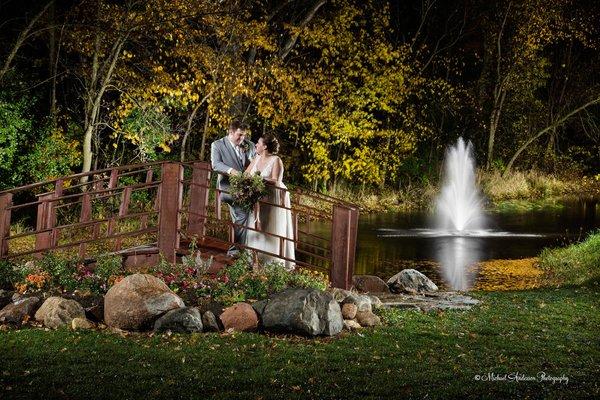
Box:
[0,161,359,289]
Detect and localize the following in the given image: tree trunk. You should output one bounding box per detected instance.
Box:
[504,96,600,176]
[199,109,210,161]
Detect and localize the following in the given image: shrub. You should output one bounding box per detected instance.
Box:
[539,231,600,285]
[150,244,213,296]
[0,259,23,290]
[12,253,126,295]
[212,253,330,305]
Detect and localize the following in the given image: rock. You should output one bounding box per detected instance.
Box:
[353,275,390,293]
[197,300,224,318]
[71,317,95,330]
[0,296,41,324]
[377,291,480,312]
[35,297,86,329]
[261,288,343,336]
[387,269,438,294]
[219,303,258,332]
[328,287,354,303]
[104,274,184,331]
[343,319,362,331]
[64,292,104,322]
[201,311,221,332]
[0,290,13,309]
[153,307,203,333]
[355,310,381,327]
[341,303,357,320]
[251,299,268,317]
[342,294,372,313]
[368,295,383,309]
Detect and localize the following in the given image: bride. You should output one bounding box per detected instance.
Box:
[244,134,295,270]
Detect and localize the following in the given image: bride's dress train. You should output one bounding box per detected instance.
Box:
[245,155,295,270]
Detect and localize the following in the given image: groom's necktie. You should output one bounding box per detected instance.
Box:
[235,145,243,163]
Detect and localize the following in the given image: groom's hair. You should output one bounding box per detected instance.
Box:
[228,119,249,133]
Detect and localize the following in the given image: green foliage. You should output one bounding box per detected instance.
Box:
[0,260,21,290]
[0,97,33,189]
[11,253,126,295]
[36,253,79,292]
[212,252,330,305]
[149,248,213,296]
[539,231,600,285]
[25,127,81,183]
[374,306,408,326]
[118,106,175,162]
[229,173,268,212]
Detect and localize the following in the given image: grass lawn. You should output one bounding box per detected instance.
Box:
[1,284,599,399]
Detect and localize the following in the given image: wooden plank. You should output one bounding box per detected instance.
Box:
[114,186,132,251]
[106,169,119,237]
[158,162,183,263]
[78,193,92,258]
[330,205,352,290]
[50,179,63,247]
[347,207,359,287]
[35,193,54,254]
[0,193,13,258]
[140,168,154,229]
[187,162,211,240]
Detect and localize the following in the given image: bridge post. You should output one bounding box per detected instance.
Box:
[35,193,54,254]
[187,162,211,242]
[0,193,13,258]
[158,162,184,263]
[330,204,359,290]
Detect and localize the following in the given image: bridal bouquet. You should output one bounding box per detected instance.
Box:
[229,172,268,212]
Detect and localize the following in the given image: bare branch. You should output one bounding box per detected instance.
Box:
[0,0,55,82]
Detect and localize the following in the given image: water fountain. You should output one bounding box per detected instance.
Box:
[435,138,484,233]
[433,138,485,290]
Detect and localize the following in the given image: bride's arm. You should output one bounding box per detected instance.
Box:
[244,155,258,174]
[268,157,283,184]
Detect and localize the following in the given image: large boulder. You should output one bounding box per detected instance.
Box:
[219,302,258,332]
[260,288,343,336]
[104,274,184,330]
[352,275,390,293]
[387,269,438,294]
[153,307,203,333]
[35,297,86,329]
[0,296,40,324]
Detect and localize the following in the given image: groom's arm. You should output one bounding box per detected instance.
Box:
[211,141,233,175]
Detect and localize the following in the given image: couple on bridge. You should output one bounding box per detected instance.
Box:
[210,120,295,270]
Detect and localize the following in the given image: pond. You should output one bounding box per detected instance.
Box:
[304,200,599,286]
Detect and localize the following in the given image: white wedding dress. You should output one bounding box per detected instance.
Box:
[245,155,296,270]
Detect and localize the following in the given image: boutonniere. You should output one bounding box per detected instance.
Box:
[239,141,250,153]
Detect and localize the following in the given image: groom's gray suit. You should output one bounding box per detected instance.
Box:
[210,136,256,253]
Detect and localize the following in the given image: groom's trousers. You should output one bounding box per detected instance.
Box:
[220,192,250,252]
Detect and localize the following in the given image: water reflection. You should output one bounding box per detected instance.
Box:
[434,236,483,291]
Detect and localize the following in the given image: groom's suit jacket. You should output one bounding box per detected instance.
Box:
[210,136,256,193]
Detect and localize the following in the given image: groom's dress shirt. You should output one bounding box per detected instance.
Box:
[227,138,244,174]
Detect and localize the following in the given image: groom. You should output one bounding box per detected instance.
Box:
[210,120,256,256]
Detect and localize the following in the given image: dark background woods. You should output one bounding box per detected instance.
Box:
[1,0,598,191]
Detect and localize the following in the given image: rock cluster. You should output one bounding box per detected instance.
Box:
[0,266,475,337]
[329,288,382,330]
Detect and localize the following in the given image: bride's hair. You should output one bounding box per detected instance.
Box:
[260,133,280,154]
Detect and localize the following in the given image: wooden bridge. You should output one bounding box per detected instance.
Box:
[0,161,359,289]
